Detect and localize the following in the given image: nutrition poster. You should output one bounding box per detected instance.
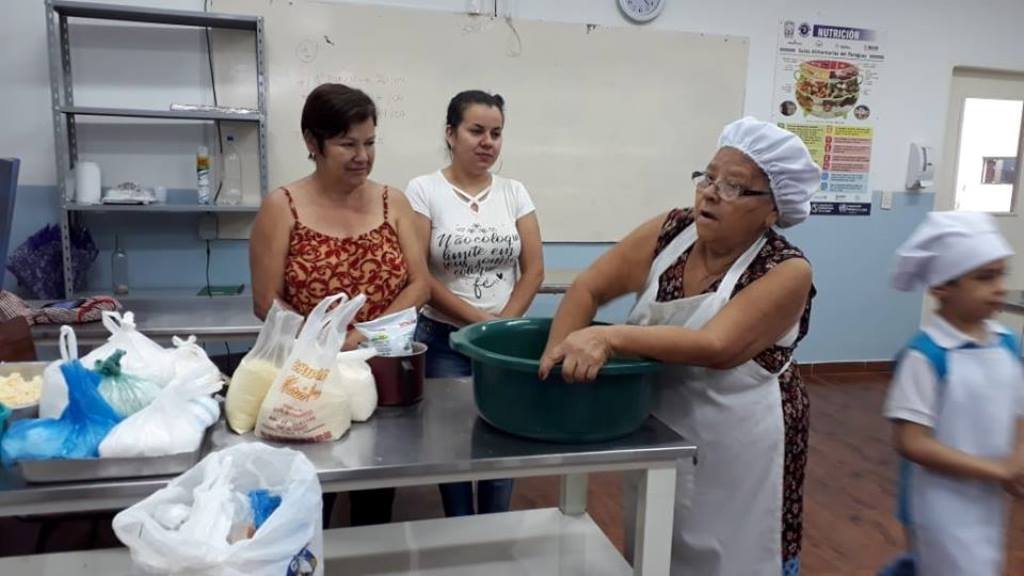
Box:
[772,21,886,216]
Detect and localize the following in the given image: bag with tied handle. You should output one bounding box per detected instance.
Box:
[226,300,304,434]
[99,364,222,458]
[171,335,222,383]
[256,293,366,442]
[94,349,162,419]
[82,311,176,387]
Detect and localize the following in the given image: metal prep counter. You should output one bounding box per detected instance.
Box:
[0,377,693,575]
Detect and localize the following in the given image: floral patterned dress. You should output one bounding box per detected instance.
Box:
[282,187,408,323]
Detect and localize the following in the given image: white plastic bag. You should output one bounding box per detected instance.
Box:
[99,364,222,458]
[81,311,176,387]
[39,325,78,419]
[113,443,323,576]
[226,301,304,434]
[256,293,365,442]
[337,348,378,422]
[171,336,222,383]
[353,306,417,357]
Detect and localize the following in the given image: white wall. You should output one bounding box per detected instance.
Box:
[2,0,1024,355]
[7,0,1024,190]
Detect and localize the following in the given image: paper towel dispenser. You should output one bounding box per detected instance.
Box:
[905,142,935,190]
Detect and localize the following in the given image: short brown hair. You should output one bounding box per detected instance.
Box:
[301,83,377,154]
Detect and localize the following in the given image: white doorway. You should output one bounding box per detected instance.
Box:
[937,68,1024,331]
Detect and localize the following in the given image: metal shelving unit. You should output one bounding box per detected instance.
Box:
[45,0,268,297]
[63,202,261,214]
[57,106,262,123]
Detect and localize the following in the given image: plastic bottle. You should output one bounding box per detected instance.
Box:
[219,135,243,206]
[111,234,129,296]
[196,146,211,204]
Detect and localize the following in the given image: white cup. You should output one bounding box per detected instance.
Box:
[74,161,102,204]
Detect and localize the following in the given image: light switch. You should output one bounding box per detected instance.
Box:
[880,190,893,211]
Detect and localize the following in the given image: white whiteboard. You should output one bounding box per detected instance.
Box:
[211,0,748,241]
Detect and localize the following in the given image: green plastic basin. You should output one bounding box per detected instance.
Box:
[450,318,661,443]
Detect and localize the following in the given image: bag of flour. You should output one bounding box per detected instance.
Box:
[256,293,366,442]
[226,301,304,434]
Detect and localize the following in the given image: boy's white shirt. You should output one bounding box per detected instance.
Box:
[884,314,1024,428]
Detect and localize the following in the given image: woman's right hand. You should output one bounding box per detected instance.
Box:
[342,329,365,352]
[538,325,617,383]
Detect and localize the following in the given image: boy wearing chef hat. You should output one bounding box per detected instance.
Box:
[883,211,1023,576]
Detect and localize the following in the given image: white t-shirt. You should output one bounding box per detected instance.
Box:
[884,315,1024,427]
[406,171,536,326]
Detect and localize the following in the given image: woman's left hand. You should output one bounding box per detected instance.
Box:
[343,329,366,351]
[539,326,616,383]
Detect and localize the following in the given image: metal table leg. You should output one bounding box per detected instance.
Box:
[632,465,676,576]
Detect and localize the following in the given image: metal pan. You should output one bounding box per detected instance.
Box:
[18,426,212,484]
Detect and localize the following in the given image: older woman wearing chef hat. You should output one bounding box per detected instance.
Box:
[539,117,821,575]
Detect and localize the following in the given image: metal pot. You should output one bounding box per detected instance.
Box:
[367,342,427,406]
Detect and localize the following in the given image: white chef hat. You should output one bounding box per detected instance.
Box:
[891,211,1013,291]
[718,117,822,228]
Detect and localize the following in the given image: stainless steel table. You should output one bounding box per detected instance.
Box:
[29,294,261,346]
[0,378,692,575]
[29,271,583,347]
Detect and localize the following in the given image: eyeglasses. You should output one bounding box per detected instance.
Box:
[691,171,773,201]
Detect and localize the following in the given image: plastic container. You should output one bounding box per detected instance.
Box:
[196,146,211,204]
[450,318,662,443]
[112,234,129,295]
[219,135,242,206]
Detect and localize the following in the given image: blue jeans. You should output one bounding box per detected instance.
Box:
[439,477,514,517]
[415,314,514,516]
[415,315,471,378]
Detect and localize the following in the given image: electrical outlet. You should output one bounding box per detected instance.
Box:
[198,214,218,239]
[467,0,484,14]
[880,190,894,210]
[217,214,255,240]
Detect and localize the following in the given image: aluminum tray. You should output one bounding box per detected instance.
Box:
[18,427,211,484]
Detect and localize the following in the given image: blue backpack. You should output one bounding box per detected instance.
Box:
[878,329,1021,576]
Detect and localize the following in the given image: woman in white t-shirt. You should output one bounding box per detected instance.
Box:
[407,90,544,517]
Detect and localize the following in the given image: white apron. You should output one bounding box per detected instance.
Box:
[625,222,799,576]
[911,342,1021,576]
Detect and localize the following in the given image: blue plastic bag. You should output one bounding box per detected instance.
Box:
[1,360,122,466]
[249,489,283,531]
[6,224,98,299]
